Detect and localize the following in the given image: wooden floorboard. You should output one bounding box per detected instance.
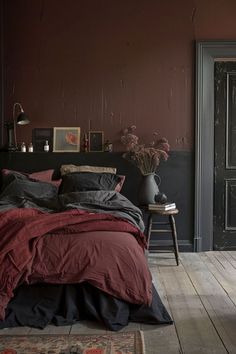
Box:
[181,253,236,353]
[1,252,236,354]
[200,252,236,306]
[30,324,71,335]
[158,254,227,354]
[144,262,182,354]
[223,251,236,269]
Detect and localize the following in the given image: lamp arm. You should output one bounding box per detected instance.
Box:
[13,102,24,117]
[13,117,17,148]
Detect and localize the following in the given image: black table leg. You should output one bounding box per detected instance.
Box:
[146,212,153,250]
[169,214,179,265]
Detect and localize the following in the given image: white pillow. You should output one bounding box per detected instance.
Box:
[60,164,117,176]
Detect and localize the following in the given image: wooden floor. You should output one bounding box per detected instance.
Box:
[1,251,236,353]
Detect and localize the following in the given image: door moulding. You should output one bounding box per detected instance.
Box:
[0,0,4,146]
[195,40,236,251]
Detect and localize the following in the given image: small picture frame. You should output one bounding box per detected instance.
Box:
[32,128,53,152]
[89,131,104,152]
[53,127,81,152]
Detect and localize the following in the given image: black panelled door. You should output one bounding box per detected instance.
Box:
[214,62,236,249]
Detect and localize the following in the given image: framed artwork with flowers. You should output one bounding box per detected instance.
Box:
[53,127,81,152]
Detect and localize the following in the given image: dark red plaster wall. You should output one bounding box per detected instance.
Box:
[3,0,236,151]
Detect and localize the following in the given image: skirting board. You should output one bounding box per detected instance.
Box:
[149,239,193,252]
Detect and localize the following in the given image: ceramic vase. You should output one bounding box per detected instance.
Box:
[138,173,160,205]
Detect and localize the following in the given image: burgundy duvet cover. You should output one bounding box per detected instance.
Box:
[0,208,152,321]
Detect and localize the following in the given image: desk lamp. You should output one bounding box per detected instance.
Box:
[6,102,30,151]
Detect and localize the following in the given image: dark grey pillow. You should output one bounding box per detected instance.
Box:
[0,171,28,194]
[0,172,57,199]
[58,172,121,194]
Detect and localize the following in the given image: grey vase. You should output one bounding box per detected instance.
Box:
[138,173,160,205]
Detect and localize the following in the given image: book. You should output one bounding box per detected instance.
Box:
[148,202,176,211]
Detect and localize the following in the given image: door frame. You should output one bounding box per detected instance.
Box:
[0,0,4,147]
[195,40,236,251]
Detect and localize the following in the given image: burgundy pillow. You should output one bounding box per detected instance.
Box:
[2,168,27,177]
[29,170,61,188]
[115,175,126,192]
[1,169,61,188]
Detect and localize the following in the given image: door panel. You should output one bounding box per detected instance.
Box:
[225,179,236,229]
[214,62,236,249]
[226,72,236,168]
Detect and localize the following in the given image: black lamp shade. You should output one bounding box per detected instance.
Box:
[17,112,30,125]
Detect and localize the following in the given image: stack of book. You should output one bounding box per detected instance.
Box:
[148,202,176,211]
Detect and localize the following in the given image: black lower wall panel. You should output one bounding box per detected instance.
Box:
[0,150,194,250]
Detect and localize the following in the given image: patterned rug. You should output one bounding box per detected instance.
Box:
[0,331,145,354]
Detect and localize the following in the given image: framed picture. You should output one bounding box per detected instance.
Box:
[89,131,104,152]
[32,128,53,152]
[53,127,81,152]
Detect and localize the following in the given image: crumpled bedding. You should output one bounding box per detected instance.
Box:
[0,189,152,321]
[0,189,145,231]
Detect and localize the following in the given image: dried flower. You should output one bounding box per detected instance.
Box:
[121,126,170,175]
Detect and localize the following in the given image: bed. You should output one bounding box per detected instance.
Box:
[0,163,173,331]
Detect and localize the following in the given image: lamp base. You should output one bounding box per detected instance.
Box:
[0,144,17,152]
[5,122,18,151]
[0,143,18,152]
[7,145,18,152]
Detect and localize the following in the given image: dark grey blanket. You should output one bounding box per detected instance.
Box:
[0,190,144,232]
